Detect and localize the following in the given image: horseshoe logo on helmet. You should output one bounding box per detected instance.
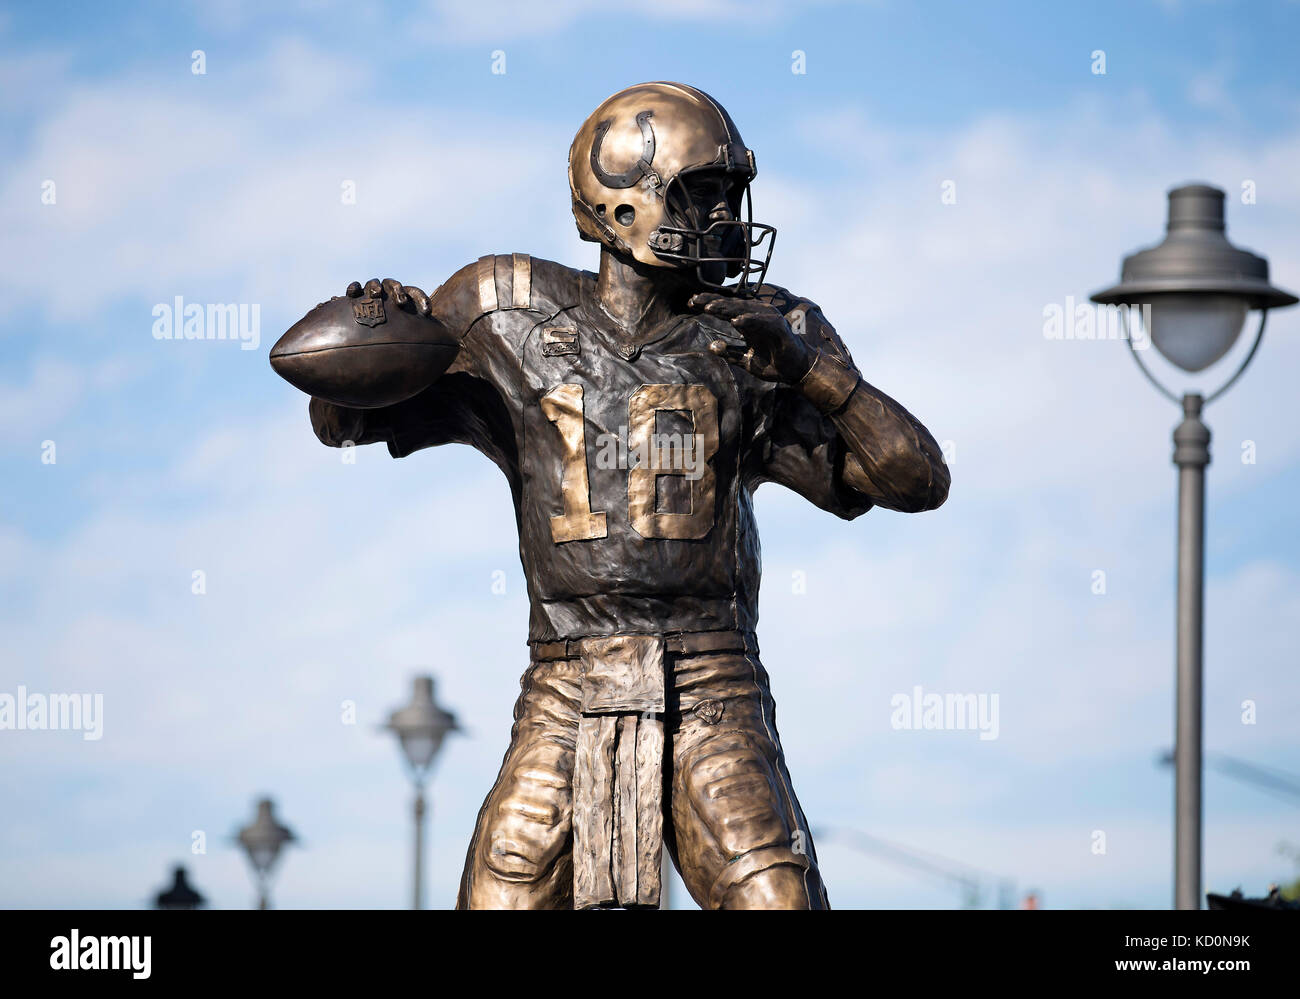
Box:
[590,110,660,190]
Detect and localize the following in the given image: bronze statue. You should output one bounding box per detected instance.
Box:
[271,82,950,909]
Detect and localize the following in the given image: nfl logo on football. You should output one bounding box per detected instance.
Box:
[352,296,386,328]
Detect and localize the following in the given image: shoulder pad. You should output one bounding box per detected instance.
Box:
[428,254,586,339]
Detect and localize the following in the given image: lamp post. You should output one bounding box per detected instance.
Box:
[1091,183,1296,909]
[384,675,460,909]
[236,797,296,910]
[153,864,206,910]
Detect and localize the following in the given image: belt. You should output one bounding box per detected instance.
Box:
[530,629,757,663]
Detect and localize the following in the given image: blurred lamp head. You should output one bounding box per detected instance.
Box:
[236,797,295,877]
[1091,184,1296,374]
[385,675,460,782]
[154,864,206,910]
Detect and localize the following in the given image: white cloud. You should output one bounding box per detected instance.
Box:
[1188,65,1235,115]
[0,38,573,327]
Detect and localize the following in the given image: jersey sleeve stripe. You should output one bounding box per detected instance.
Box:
[512,253,532,309]
[477,254,499,313]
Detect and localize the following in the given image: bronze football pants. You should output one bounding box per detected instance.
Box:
[456,649,828,909]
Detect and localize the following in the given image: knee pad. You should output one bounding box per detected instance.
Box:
[481,755,571,884]
[684,734,787,857]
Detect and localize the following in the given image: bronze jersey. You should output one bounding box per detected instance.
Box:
[328,254,873,644]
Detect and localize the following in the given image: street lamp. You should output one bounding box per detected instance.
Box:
[153,864,206,910]
[383,675,460,909]
[235,796,296,910]
[1091,183,1296,910]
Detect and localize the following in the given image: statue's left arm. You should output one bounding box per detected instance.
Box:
[692,289,950,515]
[794,330,950,513]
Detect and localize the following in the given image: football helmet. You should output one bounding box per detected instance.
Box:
[568,82,775,293]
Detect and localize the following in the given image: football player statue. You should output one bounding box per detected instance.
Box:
[272,82,950,909]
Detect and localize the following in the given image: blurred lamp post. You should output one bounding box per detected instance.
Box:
[153,864,206,910]
[384,675,460,910]
[1091,183,1296,910]
[236,797,296,910]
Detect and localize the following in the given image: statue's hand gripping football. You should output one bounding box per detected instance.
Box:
[350,277,433,316]
[269,277,456,409]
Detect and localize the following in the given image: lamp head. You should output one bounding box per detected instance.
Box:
[385,676,460,778]
[237,797,295,876]
[1090,184,1297,372]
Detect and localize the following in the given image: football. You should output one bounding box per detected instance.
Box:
[269,290,459,408]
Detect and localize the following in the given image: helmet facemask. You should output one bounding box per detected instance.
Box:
[651,162,775,296]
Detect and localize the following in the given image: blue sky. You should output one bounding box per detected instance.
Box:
[2,0,1299,909]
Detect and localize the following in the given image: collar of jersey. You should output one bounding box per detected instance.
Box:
[578,272,690,361]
